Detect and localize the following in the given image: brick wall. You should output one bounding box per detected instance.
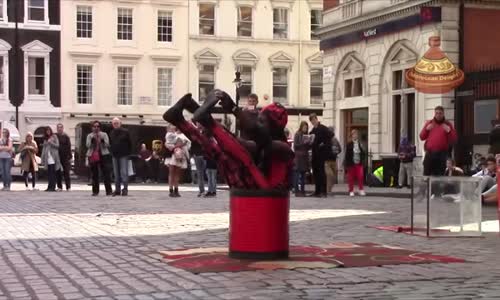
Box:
[464,8,500,71]
[323,0,339,11]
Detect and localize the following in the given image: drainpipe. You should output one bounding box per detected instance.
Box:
[297,1,303,111]
[187,2,191,102]
[14,0,19,129]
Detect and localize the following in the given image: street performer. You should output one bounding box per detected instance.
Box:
[163,91,293,190]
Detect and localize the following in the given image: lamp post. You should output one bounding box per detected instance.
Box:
[232,70,243,135]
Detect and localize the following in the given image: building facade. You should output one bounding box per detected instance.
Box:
[319,0,463,175]
[60,0,324,143]
[187,0,324,132]
[60,0,189,142]
[0,0,61,136]
[320,0,500,175]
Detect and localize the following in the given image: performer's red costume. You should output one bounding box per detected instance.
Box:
[163,92,293,190]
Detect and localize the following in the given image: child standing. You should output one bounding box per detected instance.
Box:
[167,136,190,197]
[344,129,366,197]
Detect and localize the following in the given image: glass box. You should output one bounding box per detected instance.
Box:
[411,176,482,237]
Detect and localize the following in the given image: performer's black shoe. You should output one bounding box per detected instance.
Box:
[163,93,199,124]
[192,91,220,124]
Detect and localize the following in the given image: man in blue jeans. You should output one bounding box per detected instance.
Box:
[110,118,132,196]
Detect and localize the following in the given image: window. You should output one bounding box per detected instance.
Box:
[77,65,93,104]
[28,57,45,95]
[158,68,173,106]
[344,77,363,98]
[76,6,93,38]
[117,8,133,40]
[198,64,215,103]
[474,100,498,134]
[311,10,322,40]
[273,8,288,39]
[238,6,252,37]
[158,11,173,42]
[117,66,133,105]
[310,69,323,105]
[0,0,4,21]
[392,69,415,149]
[27,0,46,22]
[0,57,4,95]
[199,4,215,35]
[239,66,252,99]
[273,68,288,105]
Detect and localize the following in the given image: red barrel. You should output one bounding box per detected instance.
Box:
[496,154,500,236]
[229,189,290,260]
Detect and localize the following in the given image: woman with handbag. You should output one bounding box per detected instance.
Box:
[86,120,113,196]
[19,132,39,190]
[41,127,62,192]
[0,128,13,191]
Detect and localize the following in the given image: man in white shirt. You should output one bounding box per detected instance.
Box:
[473,156,496,193]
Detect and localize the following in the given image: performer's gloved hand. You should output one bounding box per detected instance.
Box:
[216,90,237,114]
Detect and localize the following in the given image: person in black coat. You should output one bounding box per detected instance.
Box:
[489,120,500,155]
[309,113,333,197]
[344,129,366,197]
[56,123,72,191]
[109,118,132,196]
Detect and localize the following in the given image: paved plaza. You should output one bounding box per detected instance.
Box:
[0,183,499,300]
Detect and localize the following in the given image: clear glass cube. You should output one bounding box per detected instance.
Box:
[412,176,482,237]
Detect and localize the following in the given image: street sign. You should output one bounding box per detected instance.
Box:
[456,90,474,97]
[323,66,333,79]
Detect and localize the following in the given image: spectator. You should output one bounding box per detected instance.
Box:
[293,121,312,197]
[309,113,332,198]
[488,120,500,155]
[420,106,457,176]
[19,132,38,190]
[344,129,366,197]
[397,136,416,188]
[86,121,112,196]
[149,150,161,183]
[205,157,217,197]
[164,124,177,193]
[138,143,151,183]
[473,156,496,193]
[445,158,464,177]
[239,93,261,146]
[109,117,132,196]
[0,128,13,191]
[367,165,384,187]
[191,123,206,197]
[326,126,341,193]
[41,126,62,192]
[56,123,72,191]
[190,157,197,185]
[166,136,191,197]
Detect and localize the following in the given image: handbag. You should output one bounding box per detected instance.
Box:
[14,153,22,166]
[89,149,100,163]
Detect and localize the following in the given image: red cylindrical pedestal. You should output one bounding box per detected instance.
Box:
[229,189,289,260]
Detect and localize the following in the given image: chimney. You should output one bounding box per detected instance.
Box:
[324,0,339,11]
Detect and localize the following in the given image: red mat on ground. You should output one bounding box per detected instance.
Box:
[368,225,451,236]
[154,242,465,273]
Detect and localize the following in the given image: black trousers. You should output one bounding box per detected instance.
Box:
[423,151,447,176]
[47,164,57,191]
[57,159,71,190]
[312,159,326,195]
[90,156,112,195]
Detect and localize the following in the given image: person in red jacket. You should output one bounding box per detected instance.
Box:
[419,106,457,176]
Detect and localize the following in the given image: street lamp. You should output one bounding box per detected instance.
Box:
[232,70,243,135]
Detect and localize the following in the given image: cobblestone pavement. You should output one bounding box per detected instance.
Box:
[0,183,499,300]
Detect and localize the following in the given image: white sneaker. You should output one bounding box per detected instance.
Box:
[359,190,366,196]
[26,187,31,191]
[349,192,355,197]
